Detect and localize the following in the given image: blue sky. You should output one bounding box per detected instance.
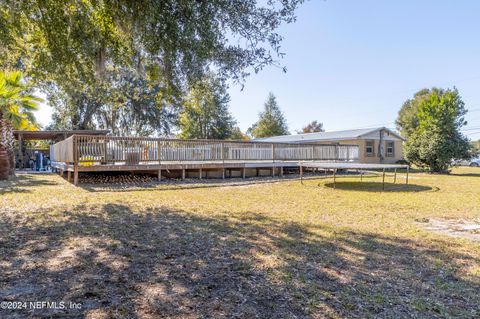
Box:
[36,0,480,139]
[227,0,480,139]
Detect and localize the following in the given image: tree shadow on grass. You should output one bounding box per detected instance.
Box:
[79,176,302,193]
[449,171,480,177]
[324,182,435,192]
[0,174,59,194]
[0,205,478,318]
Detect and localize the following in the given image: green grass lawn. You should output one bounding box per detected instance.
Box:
[1,168,479,318]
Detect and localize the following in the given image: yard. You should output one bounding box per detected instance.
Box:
[0,168,479,318]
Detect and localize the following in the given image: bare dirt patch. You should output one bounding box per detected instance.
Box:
[419,218,480,242]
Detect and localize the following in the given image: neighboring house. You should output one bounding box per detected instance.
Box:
[255,127,405,164]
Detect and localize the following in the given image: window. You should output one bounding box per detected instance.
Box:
[365,140,374,156]
[386,141,394,157]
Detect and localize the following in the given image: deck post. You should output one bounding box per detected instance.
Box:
[158,169,162,181]
[406,166,409,185]
[280,167,284,177]
[157,140,161,165]
[221,142,226,180]
[73,168,78,186]
[67,170,71,183]
[182,167,186,180]
[382,168,386,191]
[242,167,246,179]
[102,138,107,164]
[272,166,275,177]
[300,163,303,184]
[333,168,336,188]
[199,168,202,179]
[72,135,78,186]
[221,142,225,164]
[393,168,397,184]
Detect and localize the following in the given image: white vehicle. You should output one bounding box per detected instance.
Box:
[469,157,480,167]
[457,157,480,167]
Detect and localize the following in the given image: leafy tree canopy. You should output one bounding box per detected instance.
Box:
[298,120,324,134]
[400,87,473,172]
[0,70,41,154]
[46,64,180,136]
[229,127,250,140]
[473,140,480,153]
[178,75,237,140]
[247,93,289,138]
[1,0,304,89]
[1,0,303,132]
[395,88,430,137]
[0,70,41,130]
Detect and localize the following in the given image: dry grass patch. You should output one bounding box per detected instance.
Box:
[0,167,479,318]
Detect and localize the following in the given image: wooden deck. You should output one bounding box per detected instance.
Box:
[50,135,360,185]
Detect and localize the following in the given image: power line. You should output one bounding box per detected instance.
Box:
[464,130,480,136]
[461,126,480,131]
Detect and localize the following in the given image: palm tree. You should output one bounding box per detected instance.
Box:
[0,70,42,176]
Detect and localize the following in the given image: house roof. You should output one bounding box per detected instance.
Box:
[14,130,110,141]
[254,127,405,143]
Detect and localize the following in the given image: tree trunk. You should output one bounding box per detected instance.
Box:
[0,149,9,180]
[0,118,15,178]
[8,149,15,176]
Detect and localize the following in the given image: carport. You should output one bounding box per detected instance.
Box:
[13,130,109,169]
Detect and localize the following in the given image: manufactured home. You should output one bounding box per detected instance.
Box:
[256,127,405,164]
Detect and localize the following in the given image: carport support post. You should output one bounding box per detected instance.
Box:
[18,133,23,169]
[382,168,386,191]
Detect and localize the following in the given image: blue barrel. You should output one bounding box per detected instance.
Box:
[35,152,44,171]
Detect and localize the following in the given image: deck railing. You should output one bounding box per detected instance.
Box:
[50,135,359,166]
